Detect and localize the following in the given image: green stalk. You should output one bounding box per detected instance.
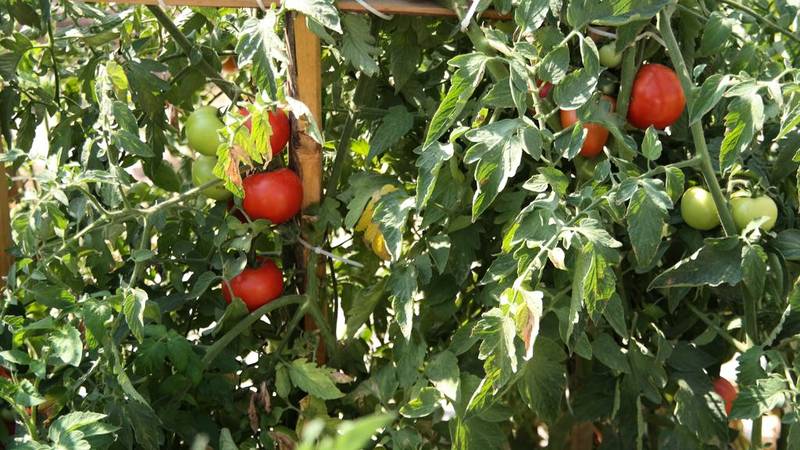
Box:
[616,42,638,118]
[658,8,760,448]
[718,0,800,45]
[146,5,240,101]
[202,295,306,366]
[656,9,737,237]
[464,23,509,82]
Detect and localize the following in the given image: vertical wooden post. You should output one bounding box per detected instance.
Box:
[288,14,326,363]
[0,141,11,288]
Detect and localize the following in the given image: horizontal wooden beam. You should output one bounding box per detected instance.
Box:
[83,0,509,18]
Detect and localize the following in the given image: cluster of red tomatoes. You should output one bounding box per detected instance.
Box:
[543,39,780,234]
[550,60,686,159]
[185,106,300,312]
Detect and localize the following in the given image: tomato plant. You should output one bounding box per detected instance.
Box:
[731,195,779,232]
[192,155,232,201]
[560,95,616,158]
[680,186,720,230]
[627,63,686,129]
[222,259,284,312]
[599,42,622,68]
[242,168,303,224]
[240,107,290,156]
[2,1,800,449]
[186,106,225,156]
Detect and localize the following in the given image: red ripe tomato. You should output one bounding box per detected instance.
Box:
[560,95,616,158]
[627,64,686,129]
[240,108,291,156]
[713,377,737,415]
[535,80,553,98]
[222,259,284,312]
[242,168,303,224]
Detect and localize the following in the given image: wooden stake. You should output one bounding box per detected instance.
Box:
[288,14,326,364]
[0,141,11,288]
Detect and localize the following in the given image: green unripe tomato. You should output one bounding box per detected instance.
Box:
[681,187,720,230]
[191,155,231,201]
[731,196,778,231]
[599,42,623,68]
[186,106,224,156]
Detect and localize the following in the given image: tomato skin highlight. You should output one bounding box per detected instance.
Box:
[242,168,303,224]
[240,108,291,156]
[628,64,686,129]
[560,95,616,158]
[191,155,232,201]
[186,106,224,156]
[680,187,720,230]
[731,196,778,231]
[713,377,737,415]
[222,259,284,312]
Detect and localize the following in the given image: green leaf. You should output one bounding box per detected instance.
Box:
[773,229,800,261]
[665,166,685,203]
[373,190,415,260]
[641,127,662,160]
[388,25,420,91]
[416,142,453,210]
[236,15,285,97]
[388,263,418,339]
[514,0,549,34]
[112,130,153,157]
[741,244,767,302]
[49,412,108,444]
[287,359,344,400]
[777,98,800,141]
[344,279,387,338]
[537,45,569,84]
[330,413,395,450]
[463,119,528,218]
[123,287,148,343]
[284,0,341,33]
[341,15,379,76]
[569,242,617,338]
[627,179,670,267]
[188,271,218,299]
[399,387,440,418]
[673,379,728,442]
[649,238,743,289]
[553,68,598,110]
[688,74,730,125]
[219,428,238,450]
[729,376,788,419]
[425,351,460,400]
[720,93,764,171]
[131,249,154,262]
[591,333,630,373]
[368,105,414,162]
[518,337,566,423]
[50,325,83,367]
[424,53,488,147]
[698,12,734,56]
[473,308,519,390]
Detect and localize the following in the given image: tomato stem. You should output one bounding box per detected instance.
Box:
[615,41,637,119]
[718,0,800,45]
[146,5,241,102]
[659,9,763,448]
[202,295,307,366]
[656,9,737,237]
